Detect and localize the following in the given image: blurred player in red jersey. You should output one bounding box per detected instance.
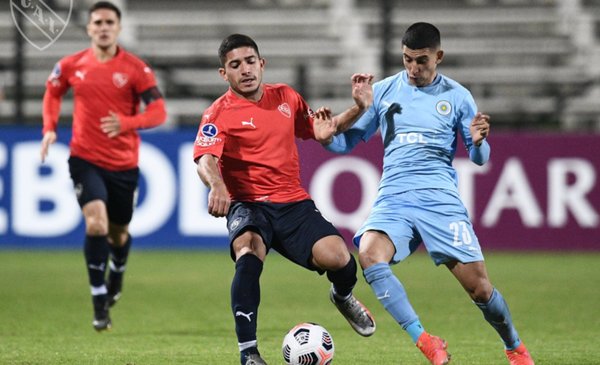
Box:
[194,33,375,365]
[39,1,167,332]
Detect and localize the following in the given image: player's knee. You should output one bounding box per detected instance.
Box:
[85,216,108,236]
[358,249,376,269]
[326,250,351,270]
[312,238,350,270]
[469,280,494,302]
[358,231,394,269]
[108,231,129,247]
[232,231,266,260]
[358,244,388,269]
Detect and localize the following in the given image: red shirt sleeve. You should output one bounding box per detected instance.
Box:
[193,107,226,162]
[42,60,70,134]
[291,87,315,140]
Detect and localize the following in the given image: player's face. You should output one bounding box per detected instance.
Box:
[219,47,265,101]
[402,46,443,87]
[87,9,121,51]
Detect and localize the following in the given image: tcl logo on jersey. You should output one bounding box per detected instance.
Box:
[112,72,129,88]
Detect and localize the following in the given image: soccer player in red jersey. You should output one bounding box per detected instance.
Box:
[40,1,166,332]
[194,34,375,365]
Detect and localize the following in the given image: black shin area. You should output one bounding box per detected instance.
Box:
[326,255,358,298]
[231,254,263,343]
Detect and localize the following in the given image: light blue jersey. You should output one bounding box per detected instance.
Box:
[327,71,490,264]
[328,70,490,195]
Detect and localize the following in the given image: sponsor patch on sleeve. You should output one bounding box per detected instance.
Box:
[48,63,61,81]
[195,123,222,147]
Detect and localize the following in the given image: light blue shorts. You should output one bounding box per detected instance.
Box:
[353,189,484,266]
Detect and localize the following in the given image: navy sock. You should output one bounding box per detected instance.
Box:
[232,254,263,346]
[92,294,108,315]
[327,255,358,298]
[84,235,110,289]
[475,288,521,349]
[108,235,131,281]
[109,234,131,267]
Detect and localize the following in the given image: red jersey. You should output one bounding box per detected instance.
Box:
[43,47,163,170]
[193,84,316,203]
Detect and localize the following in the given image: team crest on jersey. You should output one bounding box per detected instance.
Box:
[436,100,452,116]
[113,72,129,88]
[278,103,291,118]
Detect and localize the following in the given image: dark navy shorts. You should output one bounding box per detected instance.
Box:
[68,156,139,225]
[226,200,341,271]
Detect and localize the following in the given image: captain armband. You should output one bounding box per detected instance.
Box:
[140,86,163,105]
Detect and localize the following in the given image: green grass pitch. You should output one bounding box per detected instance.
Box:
[1,250,599,364]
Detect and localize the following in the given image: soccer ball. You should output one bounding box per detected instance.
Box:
[282,322,334,365]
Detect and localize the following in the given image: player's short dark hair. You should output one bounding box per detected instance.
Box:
[89,1,121,21]
[402,22,441,50]
[218,34,260,66]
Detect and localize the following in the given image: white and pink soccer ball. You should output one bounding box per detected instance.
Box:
[282,322,334,365]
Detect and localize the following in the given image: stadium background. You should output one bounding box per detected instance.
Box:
[1,0,599,251]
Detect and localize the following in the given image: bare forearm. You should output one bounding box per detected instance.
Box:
[197,153,231,217]
[197,154,223,188]
[332,104,364,134]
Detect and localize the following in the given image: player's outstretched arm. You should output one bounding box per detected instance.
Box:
[331,73,374,133]
[197,154,231,218]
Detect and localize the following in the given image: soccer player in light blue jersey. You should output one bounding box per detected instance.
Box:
[323,23,534,365]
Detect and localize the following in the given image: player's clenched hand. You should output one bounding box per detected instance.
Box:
[312,107,335,145]
[40,130,57,163]
[351,73,374,110]
[470,112,490,147]
[207,182,231,217]
[100,111,122,138]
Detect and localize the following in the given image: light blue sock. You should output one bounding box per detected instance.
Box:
[364,263,423,342]
[475,288,521,350]
[405,320,425,343]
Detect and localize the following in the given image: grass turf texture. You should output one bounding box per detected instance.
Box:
[0,250,598,365]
